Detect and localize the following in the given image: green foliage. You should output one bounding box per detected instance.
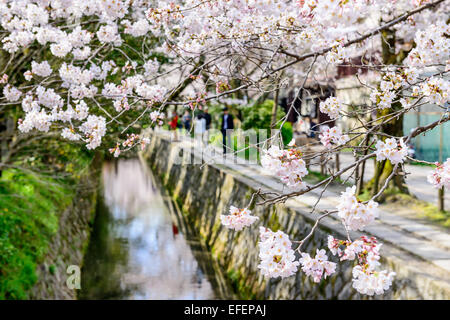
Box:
[239,100,293,146]
[49,265,56,275]
[281,122,293,147]
[240,99,281,131]
[207,100,294,161]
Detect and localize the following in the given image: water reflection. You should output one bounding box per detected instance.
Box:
[79,159,216,300]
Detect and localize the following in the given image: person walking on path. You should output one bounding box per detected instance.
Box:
[194,112,207,145]
[220,107,234,154]
[169,111,179,141]
[203,108,212,144]
[182,110,192,135]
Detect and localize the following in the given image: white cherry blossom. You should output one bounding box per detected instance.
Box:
[299,249,336,283]
[374,138,408,165]
[220,206,259,231]
[258,227,299,279]
[319,96,344,119]
[319,126,349,148]
[261,146,308,190]
[427,159,450,189]
[337,186,379,231]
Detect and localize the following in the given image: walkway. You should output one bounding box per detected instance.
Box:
[311,152,449,209]
[153,129,450,276]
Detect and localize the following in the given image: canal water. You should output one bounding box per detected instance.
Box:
[79,159,223,300]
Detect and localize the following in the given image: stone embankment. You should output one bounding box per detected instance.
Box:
[29,154,102,299]
[143,131,450,300]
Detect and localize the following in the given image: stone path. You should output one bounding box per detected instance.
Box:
[154,129,450,275]
[310,152,450,209]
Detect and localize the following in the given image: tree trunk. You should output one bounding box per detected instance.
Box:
[367,28,411,200]
[438,187,445,212]
[271,87,280,129]
[357,131,370,195]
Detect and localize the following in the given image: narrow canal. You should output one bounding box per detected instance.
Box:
[79,159,224,300]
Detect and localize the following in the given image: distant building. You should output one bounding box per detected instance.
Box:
[334,64,449,163]
[279,61,448,163]
[280,85,336,138]
[404,103,449,163]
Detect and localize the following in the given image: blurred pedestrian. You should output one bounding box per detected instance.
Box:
[203,108,212,144]
[194,113,206,144]
[221,107,234,154]
[169,111,179,141]
[309,118,318,138]
[182,110,192,134]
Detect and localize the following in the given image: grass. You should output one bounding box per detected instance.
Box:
[304,170,349,186]
[420,204,450,227]
[0,169,75,299]
[386,193,450,228]
[358,188,450,228]
[408,160,434,167]
[305,170,329,183]
[0,139,94,300]
[356,190,369,202]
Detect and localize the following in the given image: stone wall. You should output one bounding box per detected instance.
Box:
[143,133,450,300]
[29,154,102,300]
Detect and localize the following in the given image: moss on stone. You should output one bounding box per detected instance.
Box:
[267,209,282,232]
[211,221,222,239]
[48,265,56,275]
[227,268,257,300]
